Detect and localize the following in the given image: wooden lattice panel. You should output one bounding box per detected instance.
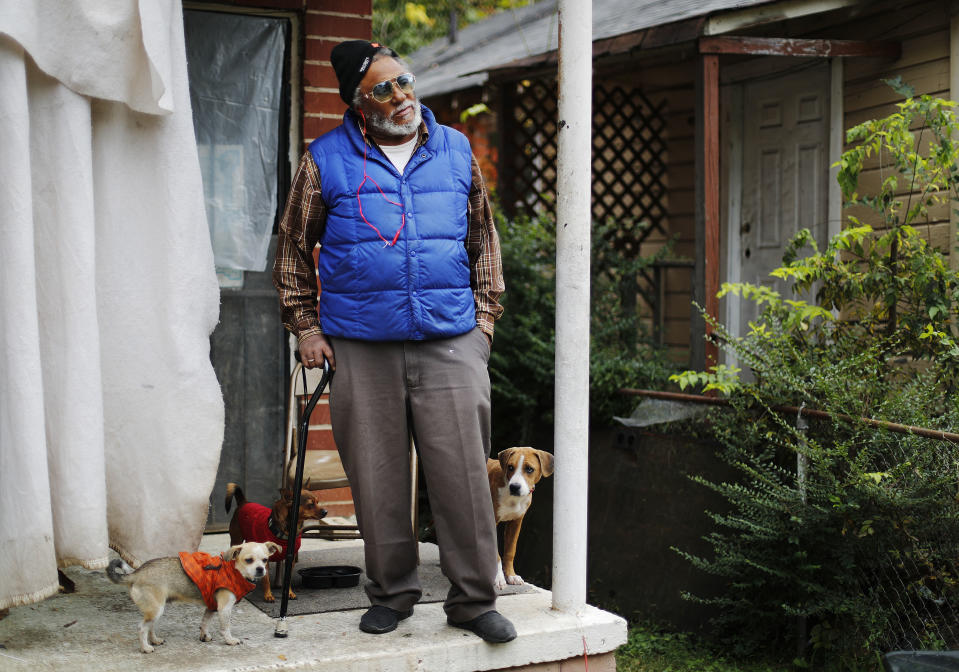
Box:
[592,85,668,256]
[504,79,559,214]
[502,78,668,258]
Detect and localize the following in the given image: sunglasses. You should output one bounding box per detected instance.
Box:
[364,73,416,103]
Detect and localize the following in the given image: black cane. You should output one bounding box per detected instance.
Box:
[275,357,332,637]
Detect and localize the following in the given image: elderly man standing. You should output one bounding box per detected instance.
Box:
[272,40,514,643]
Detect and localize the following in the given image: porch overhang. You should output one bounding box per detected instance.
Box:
[461,4,899,83]
[698,35,901,58]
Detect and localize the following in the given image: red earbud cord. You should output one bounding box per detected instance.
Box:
[357,109,405,247]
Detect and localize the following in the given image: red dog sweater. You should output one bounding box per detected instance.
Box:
[178,551,256,610]
[235,502,301,562]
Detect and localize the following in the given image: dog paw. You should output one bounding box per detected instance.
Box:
[150,635,165,646]
[506,574,525,586]
[263,594,275,603]
[224,637,241,646]
[140,645,155,654]
[494,567,507,590]
[200,633,213,642]
[288,591,297,600]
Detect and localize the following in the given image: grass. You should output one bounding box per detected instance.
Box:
[616,625,795,672]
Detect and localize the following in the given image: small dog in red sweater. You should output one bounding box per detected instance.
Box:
[224,482,326,602]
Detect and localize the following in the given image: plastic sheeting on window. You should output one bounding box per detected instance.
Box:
[185,11,286,272]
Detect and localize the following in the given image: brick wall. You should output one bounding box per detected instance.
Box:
[302,390,355,518]
[215,0,371,517]
[306,243,351,516]
[424,88,500,193]
[302,0,372,147]
[218,0,371,146]
[299,0,370,518]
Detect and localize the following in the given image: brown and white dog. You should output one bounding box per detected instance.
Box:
[487,446,554,589]
[224,482,326,602]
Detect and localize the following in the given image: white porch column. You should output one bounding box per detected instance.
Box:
[552,0,592,614]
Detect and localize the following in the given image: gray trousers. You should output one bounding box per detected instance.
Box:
[328,327,498,622]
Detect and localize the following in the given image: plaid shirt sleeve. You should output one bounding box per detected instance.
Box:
[466,154,505,340]
[272,151,326,344]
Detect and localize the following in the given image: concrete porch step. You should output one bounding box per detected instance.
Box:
[0,536,626,672]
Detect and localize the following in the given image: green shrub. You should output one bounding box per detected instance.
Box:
[489,211,679,449]
[671,87,959,669]
[616,623,793,672]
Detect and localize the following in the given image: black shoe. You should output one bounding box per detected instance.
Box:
[359,605,413,634]
[448,610,517,643]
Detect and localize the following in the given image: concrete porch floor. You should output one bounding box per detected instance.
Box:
[0,534,627,671]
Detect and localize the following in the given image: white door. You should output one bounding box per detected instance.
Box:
[736,65,830,335]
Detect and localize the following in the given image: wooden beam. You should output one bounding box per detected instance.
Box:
[699,36,901,59]
[704,0,861,36]
[694,53,721,370]
[618,388,959,444]
[703,54,720,369]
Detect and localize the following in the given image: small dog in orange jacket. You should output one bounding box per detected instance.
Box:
[224,482,326,602]
[107,541,279,653]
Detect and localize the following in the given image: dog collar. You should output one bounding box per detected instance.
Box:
[203,558,253,584]
[267,514,290,541]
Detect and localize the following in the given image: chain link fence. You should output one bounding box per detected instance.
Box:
[620,389,959,656]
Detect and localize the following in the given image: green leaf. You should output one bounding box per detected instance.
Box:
[459,103,491,123]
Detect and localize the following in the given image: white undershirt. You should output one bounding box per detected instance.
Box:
[379,133,418,174]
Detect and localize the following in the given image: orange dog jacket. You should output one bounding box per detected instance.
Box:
[178,551,256,610]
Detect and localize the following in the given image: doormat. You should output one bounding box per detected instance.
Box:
[244,542,533,617]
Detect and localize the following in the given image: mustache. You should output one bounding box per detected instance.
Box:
[391,101,416,118]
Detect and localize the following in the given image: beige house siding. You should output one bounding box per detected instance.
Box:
[842,3,954,259]
[660,76,697,360]
[604,62,698,361]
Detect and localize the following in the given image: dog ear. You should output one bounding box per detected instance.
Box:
[225,545,243,561]
[536,449,555,477]
[280,487,294,502]
[497,448,515,470]
[266,541,281,557]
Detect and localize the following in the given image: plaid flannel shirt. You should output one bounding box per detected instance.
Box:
[273,125,504,344]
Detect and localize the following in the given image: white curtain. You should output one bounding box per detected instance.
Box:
[0,0,224,608]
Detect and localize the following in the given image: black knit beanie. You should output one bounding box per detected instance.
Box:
[331,40,398,105]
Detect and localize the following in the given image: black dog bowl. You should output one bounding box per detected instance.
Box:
[297,565,362,589]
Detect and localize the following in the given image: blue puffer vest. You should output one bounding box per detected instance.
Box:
[309,105,476,341]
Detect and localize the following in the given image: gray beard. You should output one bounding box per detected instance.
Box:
[365,101,422,138]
